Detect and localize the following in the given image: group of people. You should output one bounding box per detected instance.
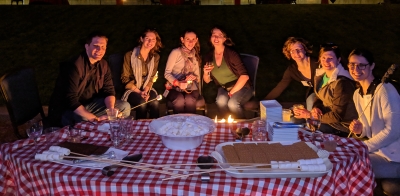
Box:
[48,26,253,125]
[46,29,399,192]
[120,26,254,120]
[267,37,400,192]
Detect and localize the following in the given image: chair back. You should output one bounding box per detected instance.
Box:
[0,68,45,138]
[108,53,125,99]
[240,53,259,96]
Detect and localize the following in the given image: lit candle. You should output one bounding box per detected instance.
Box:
[214,115,217,123]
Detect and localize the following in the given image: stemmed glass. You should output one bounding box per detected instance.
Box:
[26,121,43,154]
[306,114,321,144]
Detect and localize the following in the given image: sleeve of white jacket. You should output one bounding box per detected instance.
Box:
[364,84,400,152]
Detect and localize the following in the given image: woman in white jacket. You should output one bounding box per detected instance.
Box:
[348,48,400,194]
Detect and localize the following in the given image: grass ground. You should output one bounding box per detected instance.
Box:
[0,5,400,105]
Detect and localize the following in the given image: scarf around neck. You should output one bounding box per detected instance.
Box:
[130,47,155,90]
[180,46,196,75]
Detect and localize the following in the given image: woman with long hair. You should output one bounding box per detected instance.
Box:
[121,29,162,119]
[203,26,253,119]
[164,29,201,114]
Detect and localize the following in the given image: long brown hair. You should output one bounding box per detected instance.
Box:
[209,26,235,48]
[138,28,163,54]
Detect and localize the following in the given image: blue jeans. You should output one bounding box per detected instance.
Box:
[167,89,199,114]
[215,86,253,119]
[61,97,131,126]
[370,153,400,178]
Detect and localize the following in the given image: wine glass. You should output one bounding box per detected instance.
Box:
[26,121,43,154]
[306,115,321,144]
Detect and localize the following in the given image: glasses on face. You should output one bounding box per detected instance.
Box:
[320,43,338,49]
[290,48,304,54]
[211,35,224,39]
[348,63,369,70]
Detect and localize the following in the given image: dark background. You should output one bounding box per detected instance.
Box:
[0,5,399,105]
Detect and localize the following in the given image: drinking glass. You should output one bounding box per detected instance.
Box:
[109,121,122,148]
[44,127,61,143]
[306,115,322,144]
[323,134,337,152]
[67,128,82,143]
[119,116,134,141]
[106,108,120,121]
[26,121,43,154]
[252,120,267,141]
[282,109,292,122]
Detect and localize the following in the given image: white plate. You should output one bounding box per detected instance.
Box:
[213,141,332,178]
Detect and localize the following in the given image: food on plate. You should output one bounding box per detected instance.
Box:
[222,142,320,170]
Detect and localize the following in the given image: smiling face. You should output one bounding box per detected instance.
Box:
[348,55,374,82]
[85,36,107,63]
[319,51,341,71]
[289,42,306,61]
[210,28,226,47]
[140,32,157,51]
[180,32,198,50]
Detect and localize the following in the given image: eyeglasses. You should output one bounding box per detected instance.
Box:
[290,48,303,54]
[348,63,369,70]
[320,43,338,49]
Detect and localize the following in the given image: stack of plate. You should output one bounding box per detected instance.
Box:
[268,122,300,141]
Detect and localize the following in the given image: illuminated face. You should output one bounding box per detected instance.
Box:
[348,55,374,82]
[141,32,157,50]
[289,42,306,61]
[85,36,107,63]
[210,29,226,47]
[319,51,340,71]
[180,32,198,50]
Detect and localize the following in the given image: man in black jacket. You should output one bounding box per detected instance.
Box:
[48,32,130,126]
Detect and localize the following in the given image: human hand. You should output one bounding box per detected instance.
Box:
[203,63,214,75]
[310,108,323,119]
[349,119,363,134]
[97,115,108,121]
[141,91,150,101]
[185,74,197,82]
[293,108,310,119]
[179,82,188,90]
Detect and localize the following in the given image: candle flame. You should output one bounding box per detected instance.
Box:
[227,115,234,123]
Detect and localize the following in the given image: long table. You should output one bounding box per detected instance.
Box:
[1,120,375,195]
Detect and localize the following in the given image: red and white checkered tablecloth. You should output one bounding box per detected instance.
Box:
[0,120,375,195]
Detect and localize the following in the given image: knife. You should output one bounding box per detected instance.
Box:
[101,153,142,177]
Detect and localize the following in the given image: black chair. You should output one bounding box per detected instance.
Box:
[0,68,46,139]
[108,53,125,100]
[240,53,260,117]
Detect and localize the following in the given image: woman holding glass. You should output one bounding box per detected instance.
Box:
[121,29,162,119]
[164,29,201,114]
[293,43,357,136]
[264,37,318,111]
[348,49,400,194]
[203,26,253,119]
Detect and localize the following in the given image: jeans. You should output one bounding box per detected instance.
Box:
[126,90,159,119]
[167,89,199,114]
[370,153,400,178]
[61,97,131,126]
[215,86,253,119]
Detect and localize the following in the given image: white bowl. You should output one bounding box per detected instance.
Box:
[149,114,216,150]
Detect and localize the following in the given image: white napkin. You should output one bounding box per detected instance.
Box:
[97,123,110,133]
[53,147,129,169]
